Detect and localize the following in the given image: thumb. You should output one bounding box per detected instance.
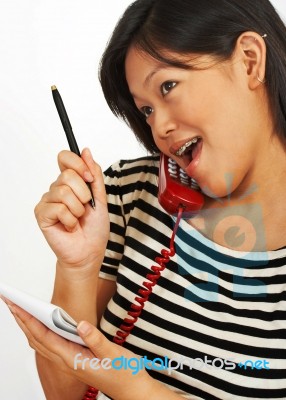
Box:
[77,321,118,359]
[81,148,107,206]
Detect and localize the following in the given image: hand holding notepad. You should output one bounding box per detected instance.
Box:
[0,282,85,346]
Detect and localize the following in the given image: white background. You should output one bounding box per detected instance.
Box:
[0,1,285,398]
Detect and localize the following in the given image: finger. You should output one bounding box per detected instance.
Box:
[4,301,57,359]
[52,169,92,205]
[81,148,107,205]
[10,306,50,355]
[5,301,87,369]
[77,321,120,360]
[58,150,94,183]
[42,185,86,219]
[35,200,79,232]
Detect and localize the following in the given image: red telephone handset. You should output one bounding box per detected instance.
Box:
[158,153,204,216]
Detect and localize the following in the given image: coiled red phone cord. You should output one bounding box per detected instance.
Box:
[82,207,183,399]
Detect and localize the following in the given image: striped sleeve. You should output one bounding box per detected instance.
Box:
[99,160,126,280]
[99,156,160,281]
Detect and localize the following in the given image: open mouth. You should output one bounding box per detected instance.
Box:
[175,137,202,163]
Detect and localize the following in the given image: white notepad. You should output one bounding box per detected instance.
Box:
[0,282,85,346]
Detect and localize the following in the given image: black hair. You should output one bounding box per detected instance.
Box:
[99,0,286,153]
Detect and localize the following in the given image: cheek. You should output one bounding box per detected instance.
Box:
[152,136,163,152]
[152,135,172,156]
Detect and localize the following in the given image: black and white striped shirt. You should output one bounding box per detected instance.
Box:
[99,155,286,400]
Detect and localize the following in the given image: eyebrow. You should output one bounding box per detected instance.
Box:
[143,66,165,87]
[131,66,165,101]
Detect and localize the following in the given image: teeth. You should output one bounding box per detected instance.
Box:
[175,137,199,156]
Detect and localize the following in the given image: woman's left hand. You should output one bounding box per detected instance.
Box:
[2,299,157,400]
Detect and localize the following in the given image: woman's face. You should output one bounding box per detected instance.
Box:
[125,47,270,198]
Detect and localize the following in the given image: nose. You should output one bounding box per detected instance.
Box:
[151,107,178,140]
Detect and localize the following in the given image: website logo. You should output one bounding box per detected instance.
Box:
[175,174,268,302]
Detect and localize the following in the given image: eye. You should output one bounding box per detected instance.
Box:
[161,81,177,96]
[140,106,153,119]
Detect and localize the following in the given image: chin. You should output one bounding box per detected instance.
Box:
[199,177,239,201]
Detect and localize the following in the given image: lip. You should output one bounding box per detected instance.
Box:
[184,138,203,177]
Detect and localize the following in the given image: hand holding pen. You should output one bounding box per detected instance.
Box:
[33,86,109,269]
[51,85,96,209]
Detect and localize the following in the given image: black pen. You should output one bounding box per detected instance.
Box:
[51,85,95,209]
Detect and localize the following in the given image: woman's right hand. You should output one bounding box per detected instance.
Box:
[34,148,109,272]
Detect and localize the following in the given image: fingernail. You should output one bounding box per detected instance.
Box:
[77,321,92,336]
[7,304,16,314]
[84,171,94,182]
[82,147,93,159]
[1,296,16,313]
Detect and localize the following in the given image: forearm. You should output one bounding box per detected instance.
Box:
[51,260,101,325]
[36,353,88,400]
[118,373,184,400]
[147,379,185,400]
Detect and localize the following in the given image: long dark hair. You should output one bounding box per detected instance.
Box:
[99,0,286,153]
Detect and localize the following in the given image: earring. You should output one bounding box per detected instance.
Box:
[257,75,266,84]
[254,34,267,41]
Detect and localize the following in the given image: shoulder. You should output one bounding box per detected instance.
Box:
[104,155,160,193]
[103,154,161,212]
[104,154,159,181]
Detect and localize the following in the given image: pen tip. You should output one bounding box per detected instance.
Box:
[51,85,57,91]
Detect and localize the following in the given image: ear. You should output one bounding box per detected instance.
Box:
[235,31,267,90]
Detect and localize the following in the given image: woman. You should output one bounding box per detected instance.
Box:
[4,0,286,399]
